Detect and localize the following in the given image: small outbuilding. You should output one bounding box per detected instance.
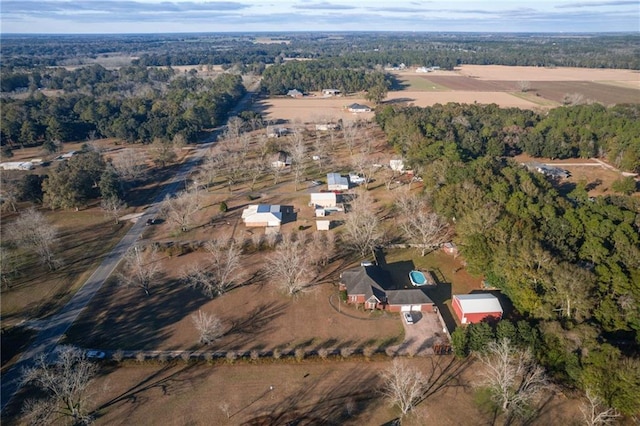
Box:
[452,293,503,324]
[327,173,349,191]
[310,192,337,208]
[287,89,304,98]
[316,220,331,231]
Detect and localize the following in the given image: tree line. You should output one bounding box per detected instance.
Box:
[376,103,640,173]
[376,103,640,416]
[3,33,638,75]
[0,69,246,148]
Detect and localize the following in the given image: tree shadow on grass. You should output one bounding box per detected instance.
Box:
[219,301,288,349]
[241,368,382,425]
[63,277,211,350]
[91,363,213,422]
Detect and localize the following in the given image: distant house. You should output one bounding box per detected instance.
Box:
[348,173,365,185]
[416,67,431,73]
[0,161,34,171]
[340,265,435,312]
[347,103,372,113]
[271,151,292,169]
[322,89,341,96]
[242,204,291,228]
[327,173,350,191]
[267,127,289,138]
[315,123,339,131]
[310,192,337,208]
[287,89,304,98]
[452,293,503,324]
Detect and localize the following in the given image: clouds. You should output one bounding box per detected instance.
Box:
[1,0,638,33]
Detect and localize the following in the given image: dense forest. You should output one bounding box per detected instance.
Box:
[376,103,640,415]
[377,103,640,172]
[0,66,245,146]
[260,60,389,95]
[2,32,639,75]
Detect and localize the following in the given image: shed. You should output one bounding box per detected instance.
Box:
[287,89,303,98]
[452,293,503,324]
[327,173,349,191]
[316,220,331,231]
[271,151,292,169]
[310,192,337,208]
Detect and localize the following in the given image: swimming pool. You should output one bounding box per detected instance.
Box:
[409,270,427,286]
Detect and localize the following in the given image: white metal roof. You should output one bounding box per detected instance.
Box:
[454,293,503,314]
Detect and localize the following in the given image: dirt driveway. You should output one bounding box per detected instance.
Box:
[391,311,447,356]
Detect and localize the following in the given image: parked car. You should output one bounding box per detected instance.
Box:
[86,350,106,360]
[403,312,414,325]
[146,218,156,226]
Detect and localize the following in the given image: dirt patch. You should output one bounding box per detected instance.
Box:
[457,65,640,82]
[514,153,635,197]
[424,76,519,92]
[526,81,640,105]
[254,95,374,124]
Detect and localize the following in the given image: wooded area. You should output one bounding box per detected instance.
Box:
[376,103,640,415]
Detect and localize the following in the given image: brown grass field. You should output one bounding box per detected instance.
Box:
[66,356,580,426]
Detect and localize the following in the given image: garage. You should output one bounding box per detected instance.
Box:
[400,305,412,312]
[387,290,435,313]
[411,305,423,311]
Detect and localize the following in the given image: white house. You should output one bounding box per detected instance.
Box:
[242,204,284,228]
[310,192,337,208]
[322,89,341,96]
[327,173,350,191]
[349,173,365,185]
[0,161,34,171]
[287,89,303,98]
[347,103,371,113]
[390,159,405,172]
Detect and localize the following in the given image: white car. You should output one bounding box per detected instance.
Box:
[403,312,414,325]
[86,350,106,360]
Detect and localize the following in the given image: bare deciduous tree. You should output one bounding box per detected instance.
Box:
[517,80,531,92]
[149,138,178,167]
[21,346,97,425]
[160,190,200,232]
[379,359,427,417]
[100,196,127,224]
[112,148,146,183]
[289,129,307,191]
[191,310,224,345]
[476,338,547,417]
[396,193,452,256]
[245,158,266,191]
[0,246,18,289]
[580,388,620,426]
[199,149,223,189]
[181,239,242,298]
[119,244,162,295]
[10,208,59,270]
[343,190,382,258]
[205,238,242,296]
[342,120,360,156]
[267,233,310,296]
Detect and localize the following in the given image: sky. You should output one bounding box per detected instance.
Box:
[1,0,639,34]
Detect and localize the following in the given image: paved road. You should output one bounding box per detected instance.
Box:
[0,86,258,413]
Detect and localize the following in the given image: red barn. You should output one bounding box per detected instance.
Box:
[452,293,503,324]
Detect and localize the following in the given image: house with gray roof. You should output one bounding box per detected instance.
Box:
[340,265,435,312]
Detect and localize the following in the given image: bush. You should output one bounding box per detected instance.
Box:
[225,351,237,363]
[340,347,354,359]
[317,348,329,360]
[339,290,348,302]
[112,349,124,363]
[294,348,305,362]
[272,348,282,360]
[219,201,228,212]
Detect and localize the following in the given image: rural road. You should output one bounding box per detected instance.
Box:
[0,85,259,413]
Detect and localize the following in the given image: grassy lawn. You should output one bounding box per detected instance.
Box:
[399,76,451,91]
